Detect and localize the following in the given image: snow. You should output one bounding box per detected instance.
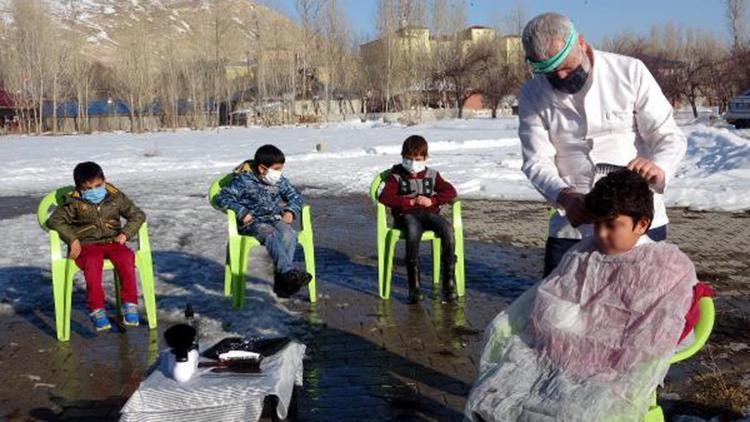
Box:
[0,117,748,209]
[0,116,748,342]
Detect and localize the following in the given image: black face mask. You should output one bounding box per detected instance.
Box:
[547,64,589,94]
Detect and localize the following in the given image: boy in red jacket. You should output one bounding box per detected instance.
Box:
[378,135,458,304]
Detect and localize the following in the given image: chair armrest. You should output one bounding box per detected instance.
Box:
[226,209,239,236]
[48,229,65,261]
[377,203,389,236]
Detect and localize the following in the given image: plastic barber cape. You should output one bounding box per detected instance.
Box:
[466,238,697,421]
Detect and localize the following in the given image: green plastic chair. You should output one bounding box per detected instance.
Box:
[37,187,158,342]
[489,295,715,421]
[208,173,317,308]
[369,169,466,300]
[643,296,715,421]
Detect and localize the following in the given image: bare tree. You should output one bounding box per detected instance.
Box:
[296,0,323,102]
[111,15,156,133]
[724,0,748,51]
[474,40,526,118]
[374,0,400,112]
[430,0,467,111]
[8,0,57,134]
[433,44,487,118]
[504,0,527,36]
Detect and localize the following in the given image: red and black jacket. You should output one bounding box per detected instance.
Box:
[378,164,457,218]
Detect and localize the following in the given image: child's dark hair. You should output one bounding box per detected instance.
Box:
[73,162,105,187]
[254,144,285,168]
[585,169,653,229]
[401,135,428,158]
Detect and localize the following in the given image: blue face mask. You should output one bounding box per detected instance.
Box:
[81,185,107,204]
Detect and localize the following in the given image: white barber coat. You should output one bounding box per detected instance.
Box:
[519,49,687,239]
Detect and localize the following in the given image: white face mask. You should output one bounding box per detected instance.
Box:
[402,158,426,174]
[262,168,283,185]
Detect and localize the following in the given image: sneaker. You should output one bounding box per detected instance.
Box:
[89,308,111,331]
[121,303,140,327]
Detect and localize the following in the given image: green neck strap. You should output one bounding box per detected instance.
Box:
[527,25,578,74]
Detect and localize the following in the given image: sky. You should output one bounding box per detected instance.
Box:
[272,0,733,46]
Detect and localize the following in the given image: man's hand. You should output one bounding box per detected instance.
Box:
[242,213,254,226]
[281,211,294,224]
[414,196,433,208]
[115,233,128,245]
[627,157,665,188]
[557,189,592,227]
[69,239,82,260]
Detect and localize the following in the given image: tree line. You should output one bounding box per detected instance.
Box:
[0,0,747,135]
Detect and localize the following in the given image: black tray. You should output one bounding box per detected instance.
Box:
[201,336,291,361]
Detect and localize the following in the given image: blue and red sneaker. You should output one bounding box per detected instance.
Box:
[121,303,140,327]
[89,308,111,332]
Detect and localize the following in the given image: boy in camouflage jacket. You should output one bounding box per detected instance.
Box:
[215,145,312,298]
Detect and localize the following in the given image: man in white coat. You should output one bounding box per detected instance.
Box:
[518,13,687,276]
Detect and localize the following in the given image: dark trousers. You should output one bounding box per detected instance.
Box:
[394,211,454,265]
[543,225,668,277]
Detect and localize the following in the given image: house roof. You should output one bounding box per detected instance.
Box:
[0,89,15,108]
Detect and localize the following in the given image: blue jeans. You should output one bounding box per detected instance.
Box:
[543,225,668,277]
[241,220,298,274]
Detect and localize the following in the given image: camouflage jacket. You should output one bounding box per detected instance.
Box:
[214,160,304,226]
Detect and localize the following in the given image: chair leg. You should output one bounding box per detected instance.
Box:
[136,252,158,330]
[432,238,441,286]
[62,260,77,342]
[643,390,664,422]
[223,242,233,297]
[234,238,253,309]
[455,228,466,297]
[377,232,386,299]
[300,236,317,303]
[227,235,242,307]
[51,260,67,341]
[383,233,399,300]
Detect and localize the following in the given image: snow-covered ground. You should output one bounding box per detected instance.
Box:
[1,116,749,210]
[1,116,749,342]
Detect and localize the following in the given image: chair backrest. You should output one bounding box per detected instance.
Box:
[208,173,236,210]
[37,186,75,231]
[670,296,715,364]
[369,169,392,204]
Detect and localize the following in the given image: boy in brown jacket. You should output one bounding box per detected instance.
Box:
[47,162,145,331]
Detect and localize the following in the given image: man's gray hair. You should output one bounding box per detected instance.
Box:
[522,13,574,61]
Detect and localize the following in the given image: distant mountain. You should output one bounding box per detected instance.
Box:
[1,0,303,65]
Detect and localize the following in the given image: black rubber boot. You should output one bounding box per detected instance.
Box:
[406,260,423,305]
[273,272,294,298]
[273,270,311,298]
[441,255,457,303]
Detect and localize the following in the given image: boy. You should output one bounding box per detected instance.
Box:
[215,144,312,299]
[47,162,145,331]
[466,169,712,421]
[378,135,458,304]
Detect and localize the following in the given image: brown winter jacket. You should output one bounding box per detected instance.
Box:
[46,183,145,245]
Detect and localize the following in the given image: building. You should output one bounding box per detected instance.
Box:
[360,26,523,111]
[0,89,17,132]
[361,25,522,67]
[497,35,524,64]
